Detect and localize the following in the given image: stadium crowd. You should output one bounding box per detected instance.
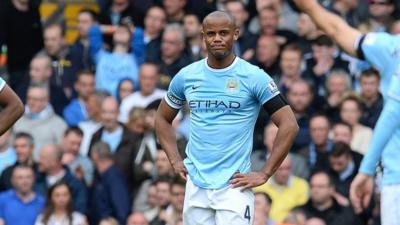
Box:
[0,0,399,224]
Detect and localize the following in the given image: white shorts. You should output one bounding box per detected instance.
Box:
[381,184,400,225]
[183,177,254,225]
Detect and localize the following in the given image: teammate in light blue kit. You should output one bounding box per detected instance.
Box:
[292,0,400,224]
[155,11,299,225]
[0,77,24,135]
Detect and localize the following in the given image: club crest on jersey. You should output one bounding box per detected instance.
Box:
[226,79,239,94]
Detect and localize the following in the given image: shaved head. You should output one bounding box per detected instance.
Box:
[202,11,236,29]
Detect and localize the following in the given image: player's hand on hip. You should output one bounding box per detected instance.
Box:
[172,161,188,181]
[350,173,374,214]
[230,172,269,191]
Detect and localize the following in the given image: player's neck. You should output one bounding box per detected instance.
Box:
[207,54,236,69]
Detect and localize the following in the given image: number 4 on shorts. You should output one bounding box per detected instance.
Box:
[244,205,250,222]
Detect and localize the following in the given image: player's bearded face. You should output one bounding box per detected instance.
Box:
[202,21,239,60]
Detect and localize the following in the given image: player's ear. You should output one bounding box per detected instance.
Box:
[233,28,239,41]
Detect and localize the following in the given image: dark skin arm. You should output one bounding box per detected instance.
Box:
[230,105,299,191]
[0,85,24,135]
[155,100,187,180]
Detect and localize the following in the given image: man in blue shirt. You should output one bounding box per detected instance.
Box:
[0,165,44,225]
[155,11,299,225]
[292,0,400,224]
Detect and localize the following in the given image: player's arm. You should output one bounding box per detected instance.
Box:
[155,100,187,180]
[293,0,362,57]
[231,94,298,190]
[0,84,24,135]
[261,97,299,178]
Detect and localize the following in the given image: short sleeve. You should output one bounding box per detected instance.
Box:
[252,69,280,105]
[357,32,395,73]
[164,71,186,109]
[0,77,6,92]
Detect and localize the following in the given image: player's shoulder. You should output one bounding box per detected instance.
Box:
[175,58,206,78]
[363,32,399,46]
[236,58,272,80]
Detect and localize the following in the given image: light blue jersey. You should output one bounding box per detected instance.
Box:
[165,57,279,189]
[0,77,5,92]
[357,33,400,185]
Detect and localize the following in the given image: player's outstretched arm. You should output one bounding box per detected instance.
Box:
[0,85,24,135]
[155,99,187,180]
[293,0,362,57]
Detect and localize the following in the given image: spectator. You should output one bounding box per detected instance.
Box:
[305,217,326,225]
[13,84,68,160]
[183,13,203,61]
[61,127,94,186]
[126,107,146,135]
[296,13,322,54]
[253,192,276,225]
[163,0,187,23]
[42,24,83,99]
[119,63,166,123]
[140,182,159,222]
[0,165,44,225]
[90,141,131,225]
[249,0,300,33]
[164,178,185,225]
[339,93,373,154]
[127,212,149,225]
[253,35,281,78]
[133,149,175,213]
[100,217,119,225]
[16,53,69,115]
[98,0,144,28]
[35,144,87,213]
[359,69,383,128]
[252,122,309,179]
[63,70,95,126]
[116,78,135,103]
[299,171,361,225]
[324,70,352,123]
[328,142,363,198]
[299,114,333,172]
[146,23,191,89]
[328,0,360,27]
[283,207,307,225]
[224,0,257,61]
[89,25,142,96]
[70,9,98,71]
[287,80,313,152]
[332,121,353,145]
[88,24,143,97]
[0,132,37,191]
[89,96,139,188]
[150,176,172,225]
[0,130,16,175]
[143,6,167,62]
[359,0,396,32]
[257,6,298,46]
[78,90,110,156]
[254,156,309,223]
[278,44,304,96]
[35,181,87,225]
[303,35,350,97]
[0,0,43,89]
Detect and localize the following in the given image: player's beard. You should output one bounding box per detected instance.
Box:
[211,49,230,61]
